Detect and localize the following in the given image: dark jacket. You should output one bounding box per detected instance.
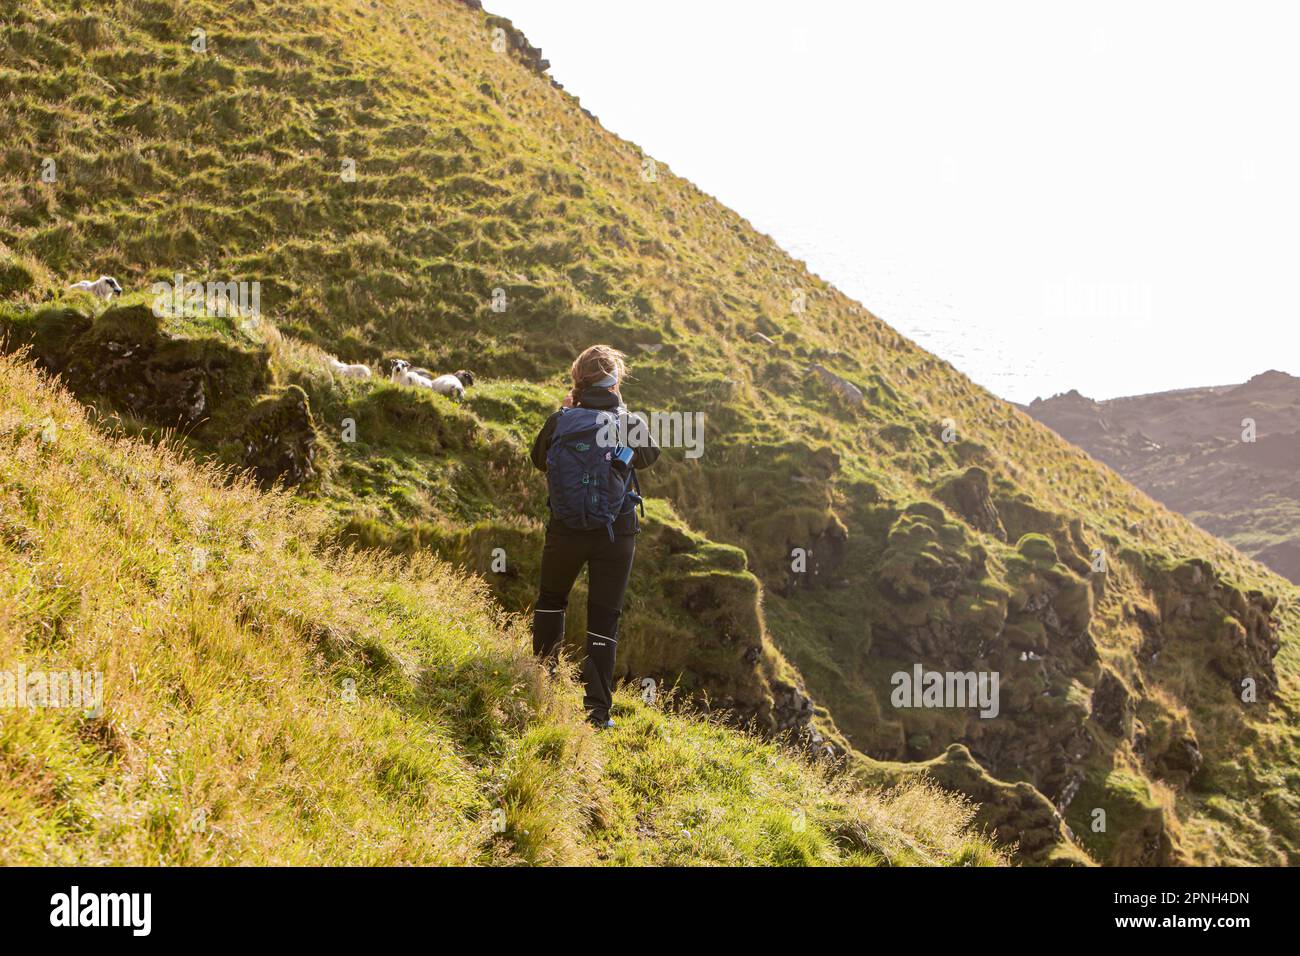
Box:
[531,385,661,535]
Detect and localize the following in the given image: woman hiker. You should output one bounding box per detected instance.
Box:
[529,345,661,728]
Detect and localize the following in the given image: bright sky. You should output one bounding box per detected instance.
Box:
[485,0,1300,402]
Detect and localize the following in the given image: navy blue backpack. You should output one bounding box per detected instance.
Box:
[546,407,643,537]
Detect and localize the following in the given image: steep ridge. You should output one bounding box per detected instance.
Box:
[1024,372,1300,585]
[1,0,1296,864]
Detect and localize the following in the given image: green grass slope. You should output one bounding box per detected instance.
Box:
[0,353,1002,865]
[1,0,1296,865]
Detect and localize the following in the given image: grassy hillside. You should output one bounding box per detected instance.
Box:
[0,353,1002,865]
[1,0,1296,865]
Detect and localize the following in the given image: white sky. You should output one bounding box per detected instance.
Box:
[485,0,1300,402]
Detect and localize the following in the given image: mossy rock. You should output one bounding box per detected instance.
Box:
[0,305,92,365]
[1066,768,1171,865]
[1053,575,1095,636]
[877,503,978,603]
[4,302,270,430]
[1016,533,1059,571]
[900,744,1091,866]
[934,466,1007,541]
[240,385,320,487]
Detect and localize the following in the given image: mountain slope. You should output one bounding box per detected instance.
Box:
[1,0,1296,865]
[1023,372,1300,584]
[0,352,1002,865]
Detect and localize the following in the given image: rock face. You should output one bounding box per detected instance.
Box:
[1090,669,1133,739]
[1152,726,1203,787]
[855,487,1284,864]
[240,386,319,488]
[874,519,1097,820]
[1139,558,1281,698]
[650,525,838,752]
[783,514,849,593]
[1023,371,1300,584]
[637,514,850,759]
[483,15,550,75]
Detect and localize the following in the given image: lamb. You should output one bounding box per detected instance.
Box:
[327,357,372,380]
[68,276,123,300]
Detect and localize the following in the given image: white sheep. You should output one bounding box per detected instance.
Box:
[328,357,372,380]
[387,359,431,387]
[388,361,475,401]
[68,276,123,300]
[428,370,475,401]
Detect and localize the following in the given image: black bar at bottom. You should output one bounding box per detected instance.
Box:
[0,865,1286,942]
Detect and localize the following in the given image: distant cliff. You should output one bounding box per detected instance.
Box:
[1023,371,1300,583]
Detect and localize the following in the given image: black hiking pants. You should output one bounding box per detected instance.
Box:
[532,529,636,723]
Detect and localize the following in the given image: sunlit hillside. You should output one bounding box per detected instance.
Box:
[0,352,1005,865]
[1,0,1295,864]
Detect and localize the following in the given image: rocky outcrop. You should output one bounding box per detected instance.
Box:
[868,510,1105,859]
[651,559,844,759]
[657,559,837,752]
[915,744,1090,865]
[9,304,268,429]
[1071,767,1175,866]
[876,502,981,605]
[809,363,864,406]
[484,15,550,75]
[784,513,849,592]
[1143,558,1281,698]
[0,305,328,492]
[936,466,1007,541]
[1090,669,1133,739]
[240,385,319,487]
[1152,725,1204,787]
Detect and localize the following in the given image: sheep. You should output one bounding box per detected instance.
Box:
[388,361,475,401]
[428,369,475,402]
[327,357,372,380]
[381,357,415,379]
[68,276,123,300]
[387,359,437,389]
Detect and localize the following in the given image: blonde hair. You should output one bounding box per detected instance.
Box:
[570,344,627,391]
